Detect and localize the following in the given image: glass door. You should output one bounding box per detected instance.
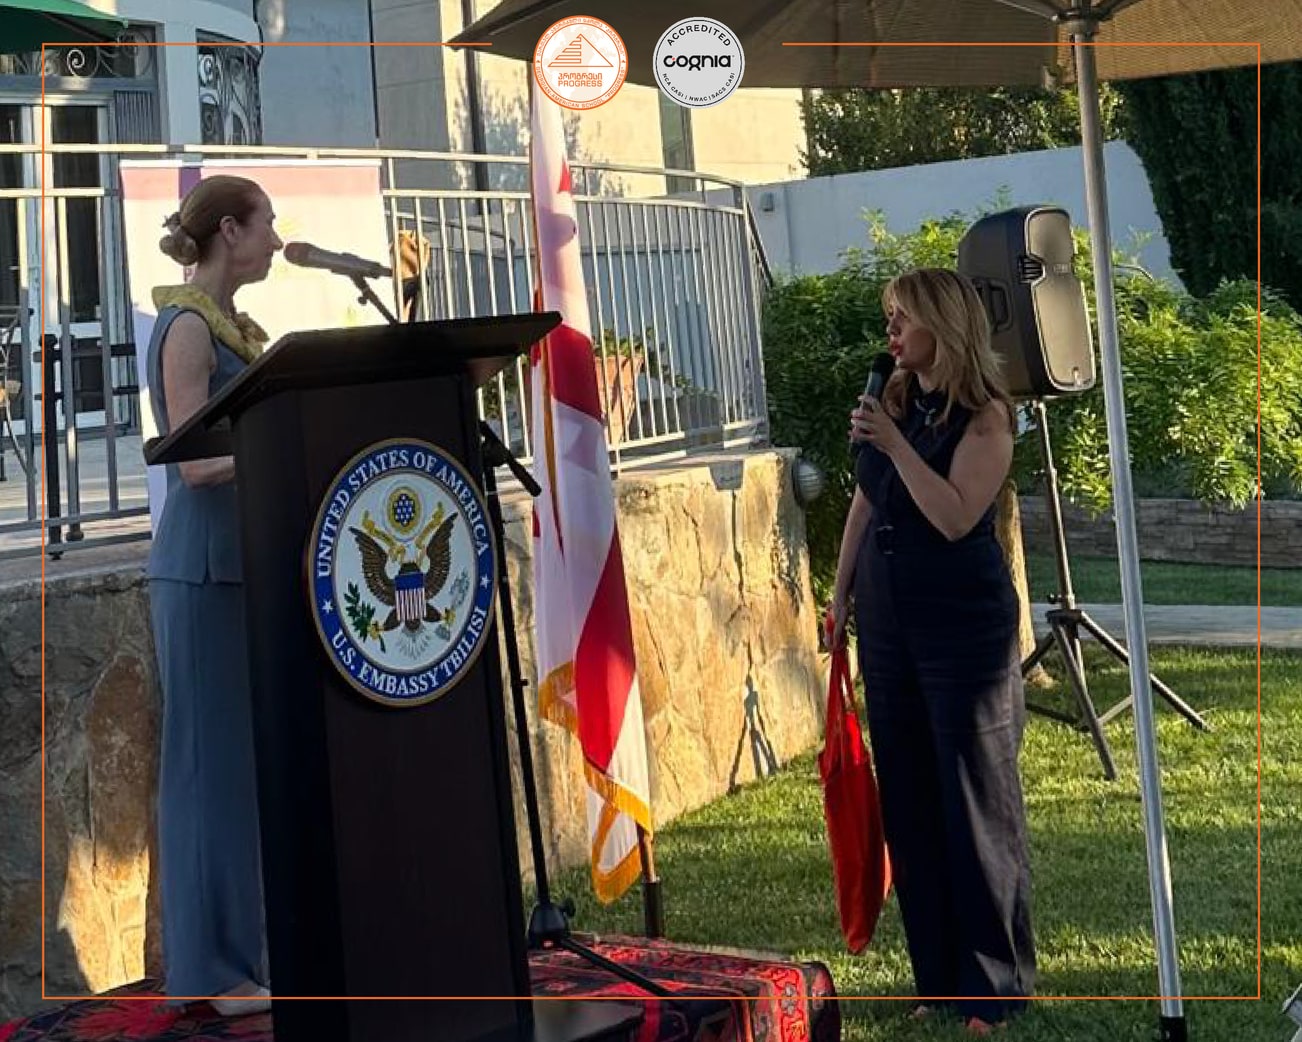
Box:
[42,99,115,431]
[0,101,38,449]
[1,97,117,436]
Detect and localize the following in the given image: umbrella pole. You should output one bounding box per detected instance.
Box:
[1068,18,1186,1039]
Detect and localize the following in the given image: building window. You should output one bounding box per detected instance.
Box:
[658,95,695,195]
[0,26,157,80]
[197,37,263,145]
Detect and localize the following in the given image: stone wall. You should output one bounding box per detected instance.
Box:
[527,452,824,869]
[0,569,164,1020]
[0,449,824,1020]
[1018,496,1302,569]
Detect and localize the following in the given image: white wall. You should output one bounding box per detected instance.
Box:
[88,0,253,29]
[690,88,805,186]
[370,0,458,158]
[748,141,1178,285]
[256,0,376,147]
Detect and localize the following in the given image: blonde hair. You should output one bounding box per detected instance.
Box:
[159,175,265,267]
[880,267,1015,432]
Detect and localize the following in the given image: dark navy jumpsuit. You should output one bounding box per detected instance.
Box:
[853,380,1036,1021]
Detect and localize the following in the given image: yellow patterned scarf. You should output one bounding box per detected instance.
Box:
[151,285,269,364]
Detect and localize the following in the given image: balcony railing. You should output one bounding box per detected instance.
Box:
[0,143,771,561]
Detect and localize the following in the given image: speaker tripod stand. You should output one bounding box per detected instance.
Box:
[1020,400,1210,780]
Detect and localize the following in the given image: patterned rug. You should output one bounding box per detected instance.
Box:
[0,934,840,1042]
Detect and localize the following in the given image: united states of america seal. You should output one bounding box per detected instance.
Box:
[307,439,497,707]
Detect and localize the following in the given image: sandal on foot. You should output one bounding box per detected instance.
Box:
[211,983,271,1016]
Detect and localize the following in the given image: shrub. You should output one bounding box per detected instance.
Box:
[1035,273,1302,508]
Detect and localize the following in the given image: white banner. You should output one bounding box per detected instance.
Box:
[119,159,392,529]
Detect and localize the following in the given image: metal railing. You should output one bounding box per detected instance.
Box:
[0,143,771,559]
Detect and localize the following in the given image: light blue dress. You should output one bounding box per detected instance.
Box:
[147,305,266,998]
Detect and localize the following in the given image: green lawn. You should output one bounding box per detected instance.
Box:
[1023,553,1302,607]
[550,646,1297,1041]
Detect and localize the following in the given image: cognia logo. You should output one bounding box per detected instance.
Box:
[654,18,745,109]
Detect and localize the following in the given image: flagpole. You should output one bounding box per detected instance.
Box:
[637,825,664,937]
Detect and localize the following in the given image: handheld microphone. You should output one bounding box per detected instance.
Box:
[850,351,897,456]
[283,241,392,280]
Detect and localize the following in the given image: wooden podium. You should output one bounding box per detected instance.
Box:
[146,315,642,1042]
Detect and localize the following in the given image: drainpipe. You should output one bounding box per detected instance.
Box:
[366,0,381,146]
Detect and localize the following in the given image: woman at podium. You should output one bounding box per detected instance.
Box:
[146,174,282,1016]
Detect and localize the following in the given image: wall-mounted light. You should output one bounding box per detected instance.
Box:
[792,457,825,507]
[255,0,286,41]
[758,191,776,213]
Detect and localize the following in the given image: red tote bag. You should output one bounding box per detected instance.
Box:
[818,614,892,954]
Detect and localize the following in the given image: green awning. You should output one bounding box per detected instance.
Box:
[1,0,130,56]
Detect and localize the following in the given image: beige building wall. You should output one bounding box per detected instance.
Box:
[474,51,668,198]
[689,87,806,185]
[369,0,465,189]
[371,0,807,193]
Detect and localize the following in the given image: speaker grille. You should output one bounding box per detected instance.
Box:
[1017,256,1044,283]
[957,205,1096,399]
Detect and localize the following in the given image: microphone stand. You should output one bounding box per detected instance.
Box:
[349,273,399,326]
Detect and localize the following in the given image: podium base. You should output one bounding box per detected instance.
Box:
[528,999,643,1042]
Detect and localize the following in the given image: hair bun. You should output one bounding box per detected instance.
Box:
[158,212,200,266]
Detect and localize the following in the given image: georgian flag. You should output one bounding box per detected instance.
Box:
[528,90,653,902]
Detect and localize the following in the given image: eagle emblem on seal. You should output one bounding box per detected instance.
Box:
[350,510,456,634]
[346,484,463,646]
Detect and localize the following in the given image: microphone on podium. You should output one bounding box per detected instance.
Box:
[851,352,897,457]
[283,241,393,280]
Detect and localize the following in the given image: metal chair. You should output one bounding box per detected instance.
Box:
[0,307,32,482]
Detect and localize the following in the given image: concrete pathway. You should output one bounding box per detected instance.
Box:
[0,432,149,559]
[1031,602,1302,650]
